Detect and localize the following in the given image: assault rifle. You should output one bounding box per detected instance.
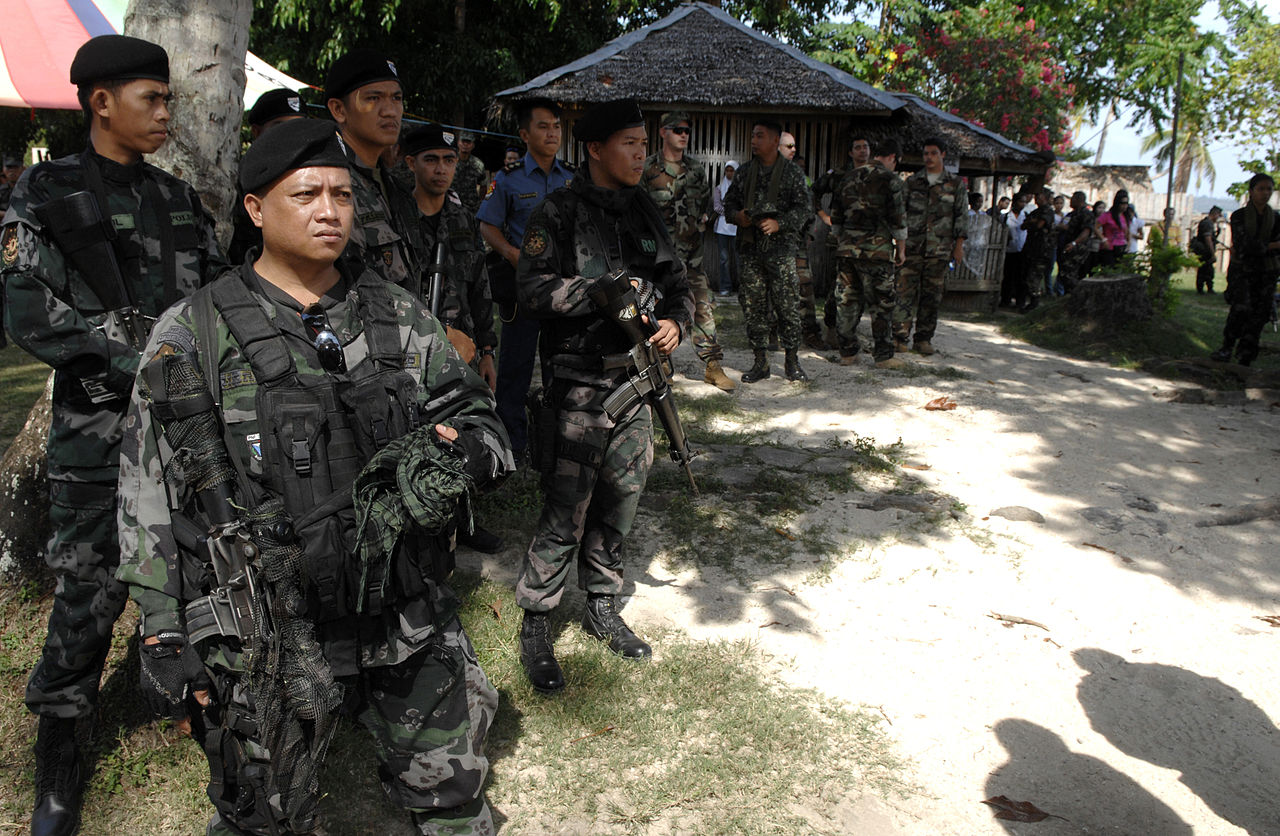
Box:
[588,268,699,494]
[428,240,447,320]
[34,190,153,403]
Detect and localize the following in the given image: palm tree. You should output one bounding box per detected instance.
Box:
[1141,119,1216,193]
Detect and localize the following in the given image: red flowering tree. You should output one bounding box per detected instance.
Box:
[896,1,1074,152]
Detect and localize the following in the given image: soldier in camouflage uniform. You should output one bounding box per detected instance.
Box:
[723,117,812,382]
[1057,191,1095,294]
[778,133,824,348]
[324,50,421,292]
[895,138,967,354]
[830,137,907,369]
[116,120,512,835]
[400,123,506,554]
[513,100,693,694]
[0,153,24,214]
[641,112,733,391]
[1019,189,1056,312]
[453,131,487,219]
[0,35,226,836]
[815,136,871,347]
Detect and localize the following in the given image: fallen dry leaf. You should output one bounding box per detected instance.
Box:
[488,599,503,621]
[774,527,797,541]
[902,463,932,471]
[982,795,1060,822]
[568,724,616,744]
[1082,542,1116,554]
[1256,615,1280,628]
[924,396,958,411]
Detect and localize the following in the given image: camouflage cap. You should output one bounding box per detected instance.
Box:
[660,111,690,129]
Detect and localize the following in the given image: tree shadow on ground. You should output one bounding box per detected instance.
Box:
[1073,647,1280,836]
[984,717,1192,834]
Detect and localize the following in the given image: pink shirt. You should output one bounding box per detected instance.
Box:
[1097,212,1129,249]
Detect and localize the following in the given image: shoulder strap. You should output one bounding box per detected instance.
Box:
[209,270,299,388]
[353,275,405,371]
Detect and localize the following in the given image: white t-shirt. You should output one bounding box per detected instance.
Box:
[1127,215,1145,253]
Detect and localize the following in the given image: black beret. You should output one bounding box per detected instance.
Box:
[239,120,350,194]
[573,99,645,144]
[324,49,400,100]
[70,35,169,86]
[402,124,458,157]
[247,88,305,128]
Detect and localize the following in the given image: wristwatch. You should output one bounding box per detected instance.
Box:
[479,347,495,358]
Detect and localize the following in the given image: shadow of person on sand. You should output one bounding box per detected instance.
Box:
[1074,648,1280,835]
[985,718,1192,834]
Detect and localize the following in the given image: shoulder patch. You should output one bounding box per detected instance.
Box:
[219,369,257,390]
[484,180,496,200]
[404,352,422,369]
[1,225,17,267]
[523,227,548,258]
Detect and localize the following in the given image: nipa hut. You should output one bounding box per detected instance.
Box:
[492,1,1050,185]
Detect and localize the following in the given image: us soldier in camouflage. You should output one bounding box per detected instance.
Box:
[0,35,226,836]
[453,130,487,218]
[778,133,824,349]
[815,135,871,346]
[723,117,811,382]
[641,111,734,391]
[1019,188,1056,312]
[400,122,506,554]
[829,137,906,369]
[513,99,693,694]
[324,49,421,291]
[116,119,512,835]
[895,137,967,353]
[1057,191,1095,293]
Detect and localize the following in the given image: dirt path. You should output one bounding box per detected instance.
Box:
[472,317,1280,835]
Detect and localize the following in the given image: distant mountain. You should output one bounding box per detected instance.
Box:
[1192,194,1237,213]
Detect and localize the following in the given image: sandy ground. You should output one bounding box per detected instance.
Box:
[470,315,1280,836]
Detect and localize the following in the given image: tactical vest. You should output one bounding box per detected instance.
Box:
[196,271,435,623]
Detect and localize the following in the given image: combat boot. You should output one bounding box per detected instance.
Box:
[1209,344,1234,363]
[519,610,565,694]
[582,595,652,659]
[741,350,770,383]
[784,349,808,381]
[894,338,910,354]
[913,340,936,356]
[703,360,736,392]
[31,716,81,836]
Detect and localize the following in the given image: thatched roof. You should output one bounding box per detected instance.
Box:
[494,2,904,116]
[882,93,1051,176]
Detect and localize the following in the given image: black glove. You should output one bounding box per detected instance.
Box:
[139,629,210,720]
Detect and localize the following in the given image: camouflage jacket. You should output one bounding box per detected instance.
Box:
[453,155,487,218]
[830,161,906,260]
[1022,205,1057,264]
[116,261,513,668]
[904,168,968,260]
[722,156,811,256]
[401,191,495,348]
[340,144,422,292]
[640,151,710,260]
[1,149,225,482]
[812,159,855,214]
[516,174,694,389]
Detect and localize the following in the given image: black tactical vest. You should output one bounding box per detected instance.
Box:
[199,270,433,622]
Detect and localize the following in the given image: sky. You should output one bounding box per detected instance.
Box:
[1076,0,1280,198]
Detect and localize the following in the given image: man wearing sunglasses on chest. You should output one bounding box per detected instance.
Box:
[116,119,513,836]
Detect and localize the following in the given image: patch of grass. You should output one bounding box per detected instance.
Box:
[456,577,910,835]
[1000,269,1280,376]
[896,363,971,381]
[665,391,769,447]
[0,344,49,454]
[473,467,544,540]
[826,433,904,472]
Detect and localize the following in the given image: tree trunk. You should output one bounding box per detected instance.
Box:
[0,375,52,581]
[124,0,253,252]
[1065,273,1153,333]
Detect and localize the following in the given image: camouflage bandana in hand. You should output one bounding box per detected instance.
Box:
[352,425,475,612]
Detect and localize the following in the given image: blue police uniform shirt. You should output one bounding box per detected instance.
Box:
[476,151,573,247]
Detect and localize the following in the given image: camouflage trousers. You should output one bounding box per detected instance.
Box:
[1058,248,1090,293]
[682,248,723,363]
[1023,257,1053,302]
[893,256,948,344]
[1221,272,1277,365]
[516,393,654,611]
[205,619,497,836]
[738,247,802,352]
[795,251,822,338]
[836,257,896,360]
[26,480,129,719]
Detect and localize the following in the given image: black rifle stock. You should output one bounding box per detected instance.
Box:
[588,268,699,494]
[33,190,153,351]
[428,240,447,320]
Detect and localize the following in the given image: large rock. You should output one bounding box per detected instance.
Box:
[0,376,52,580]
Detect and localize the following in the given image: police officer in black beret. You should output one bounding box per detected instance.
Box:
[228,88,309,265]
[1,33,226,836]
[512,98,693,693]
